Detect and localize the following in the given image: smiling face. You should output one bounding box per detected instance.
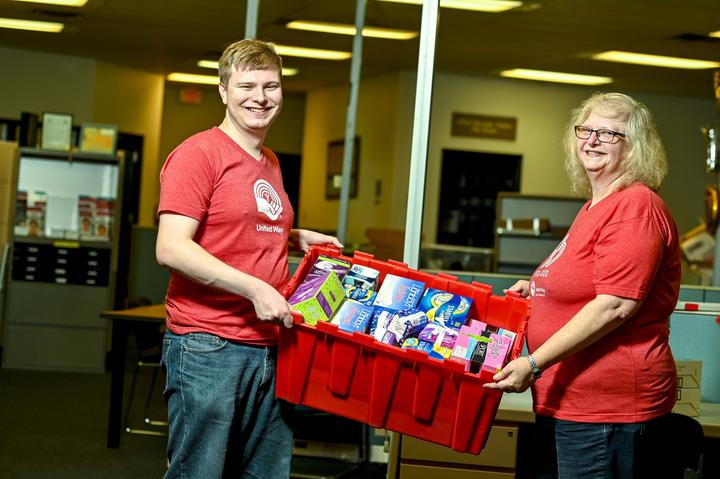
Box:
[218,65,283,138]
[576,111,627,184]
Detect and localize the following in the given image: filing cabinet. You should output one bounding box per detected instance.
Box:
[1,148,122,372]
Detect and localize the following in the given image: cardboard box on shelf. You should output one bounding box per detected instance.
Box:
[673,387,701,417]
[676,359,702,389]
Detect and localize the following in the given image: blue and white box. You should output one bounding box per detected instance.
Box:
[343,264,381,290]
[417,288,473,330]
[373,274,425,311]
[331,300,375,333]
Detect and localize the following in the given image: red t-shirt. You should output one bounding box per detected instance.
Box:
[158,127,294,345]
[528,183,679,423]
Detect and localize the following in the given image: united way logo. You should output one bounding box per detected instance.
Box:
[254,179,283,221]
[542,234,568,268]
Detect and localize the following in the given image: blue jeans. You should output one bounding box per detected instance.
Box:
[161,331,293,479]
[535,414,671,479]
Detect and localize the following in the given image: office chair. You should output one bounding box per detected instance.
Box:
[123,299,167,437]
[666,412,704,479]
[641,412,704,479]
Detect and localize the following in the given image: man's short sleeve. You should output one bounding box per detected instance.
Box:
[158,144,215,221]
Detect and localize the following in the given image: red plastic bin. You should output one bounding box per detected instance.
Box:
[277,246,529,454]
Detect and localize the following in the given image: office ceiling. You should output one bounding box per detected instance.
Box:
[1,0,720,98]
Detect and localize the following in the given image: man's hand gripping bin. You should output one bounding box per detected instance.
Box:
[277,246,530,455]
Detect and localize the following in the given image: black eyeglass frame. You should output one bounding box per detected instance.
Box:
[574,126,626,144]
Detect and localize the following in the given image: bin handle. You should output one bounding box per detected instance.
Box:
[353,250,374,261]
[436,272,458,281]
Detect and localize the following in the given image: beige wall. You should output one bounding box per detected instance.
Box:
[160,82,306,160]
[94,62,165,227]
[303,71,716,246]
[266,92,307,155]
[300,73,403,245]
[422,73,717,239]
[0,47,165,227]
[0,46,95,122]
[160,83,225,161]
[2,44,717,245]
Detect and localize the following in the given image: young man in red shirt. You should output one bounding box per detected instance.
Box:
[156,39,341,479]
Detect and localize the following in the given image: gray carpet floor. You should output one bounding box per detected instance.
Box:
[0,368,167,479]
[0,367,388,478]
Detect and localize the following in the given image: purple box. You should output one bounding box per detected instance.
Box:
[307,255,352,281]
[288,271,345,325]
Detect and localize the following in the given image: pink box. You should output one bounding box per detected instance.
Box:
[480,333,512,374]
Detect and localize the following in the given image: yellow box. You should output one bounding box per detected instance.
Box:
[676,359,702,389]
[673,387,701,417]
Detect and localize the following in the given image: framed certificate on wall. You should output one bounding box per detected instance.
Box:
[40,112,73,152]
[325,137,360,200]
[80,123,118,155]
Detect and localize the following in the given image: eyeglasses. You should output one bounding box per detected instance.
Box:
[574,126,626,144]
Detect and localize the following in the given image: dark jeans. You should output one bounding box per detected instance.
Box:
[535,413,673,479]
[161,331,293,479]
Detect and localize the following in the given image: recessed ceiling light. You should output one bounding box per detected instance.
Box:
[592,50,720,70]
[274,44,351,60]
[377,0,522,13]
[500,69,613,86]
[196,60,298,77]
[286,20,418,40]
[11,0,88,6]
[0,17,64,32]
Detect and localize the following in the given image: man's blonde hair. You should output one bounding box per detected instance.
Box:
[218,39,282,86]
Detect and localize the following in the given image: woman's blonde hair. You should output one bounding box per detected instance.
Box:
[218,39,282,86]
[563,92,668,198]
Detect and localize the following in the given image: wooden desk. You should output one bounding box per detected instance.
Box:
[101,304,165,448]
[495,389,720,438]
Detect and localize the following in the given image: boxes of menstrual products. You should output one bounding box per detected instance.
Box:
[277,246,529,454]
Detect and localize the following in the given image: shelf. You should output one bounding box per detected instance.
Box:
[19,147,119,164]
[495,230,567,239]
[13,236,113,248]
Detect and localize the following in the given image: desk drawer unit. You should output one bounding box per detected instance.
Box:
[399,463,514,479]
[398,424,518,478]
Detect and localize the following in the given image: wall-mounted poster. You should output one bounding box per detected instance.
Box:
[40,112,73,152]
[80,123,118,155]
[325,137,360,200]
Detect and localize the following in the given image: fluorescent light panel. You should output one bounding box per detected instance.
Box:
[377,0,522,13]
[592,50,720,70]
[500,69,613,86]
[0,17,63,32]
[274,44,351,60]
[169,69,299,85]
[196,61,298,77]
[11,0,88,6]
[286,20,418,40]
